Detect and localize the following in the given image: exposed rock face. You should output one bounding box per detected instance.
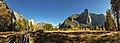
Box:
[59,14,80,28]
[0,0,25,21]
[78,9,92,25]
[0,0,25,22]
[90,13,105,26]
[0,0,25,31]
[29,19,36,25]
[13,11,24,21]
[59,9,105,29]
[0,1,15,31]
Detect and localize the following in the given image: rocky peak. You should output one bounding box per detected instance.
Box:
[79,9,92,25]
[83,8,89,16]
[84,8,89,13]
[59,9,105,29]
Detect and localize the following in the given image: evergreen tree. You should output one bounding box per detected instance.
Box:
[105,9,116,31]
[111,0,120,30]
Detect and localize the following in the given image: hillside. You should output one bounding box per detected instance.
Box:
[0,0,25,31]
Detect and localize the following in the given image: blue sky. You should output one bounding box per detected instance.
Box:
[4,0,110,26]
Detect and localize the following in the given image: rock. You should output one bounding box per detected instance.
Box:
[29,19,36,25]
[59,14,80,28]
[59,9,105,29]
[0,1,14,31]
[0,0,26,31]
[13,11,24,21]
[78,8,92,25]
[90,13,105,26]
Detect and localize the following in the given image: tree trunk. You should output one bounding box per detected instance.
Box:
[116,12,120,31]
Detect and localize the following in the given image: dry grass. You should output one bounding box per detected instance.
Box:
[0,30,120,43]
[34,31,120,43]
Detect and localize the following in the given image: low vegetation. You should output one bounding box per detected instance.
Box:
[33,31,120,43]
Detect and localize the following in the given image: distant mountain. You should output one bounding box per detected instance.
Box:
[59,9,105,29]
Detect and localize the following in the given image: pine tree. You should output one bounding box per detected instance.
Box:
[105,9,116,31]
[111,0,120,30]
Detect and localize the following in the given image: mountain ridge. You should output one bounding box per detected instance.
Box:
[59,9,105,29]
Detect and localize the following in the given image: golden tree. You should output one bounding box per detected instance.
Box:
[15,19,29,31]
[0,3,14,31]
[111,0,120,30]
[33,25,42,31]
[43,24,53,31]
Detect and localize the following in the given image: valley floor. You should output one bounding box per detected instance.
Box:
[35,30,120,43]
[0,30,120,43]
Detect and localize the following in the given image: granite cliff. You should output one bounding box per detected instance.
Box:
[59,9,105,28]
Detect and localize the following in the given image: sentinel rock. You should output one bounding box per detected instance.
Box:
[78,9,92,25]
[59,9,105,29]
